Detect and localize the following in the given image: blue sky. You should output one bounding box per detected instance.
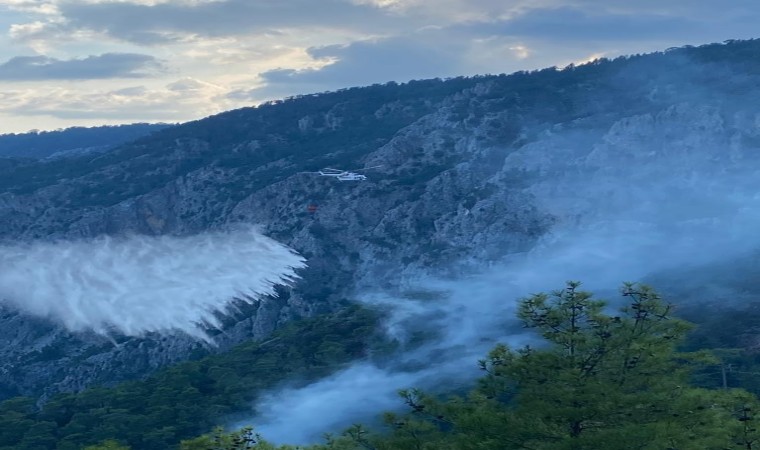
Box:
[0,0,757,133]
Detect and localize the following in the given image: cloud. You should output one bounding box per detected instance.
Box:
[54,0,399,45]
[267,36,461,85]
[567,0,760,18]
[9,1,760,49]
[491,8,697,41]
[1,0,60,15]
[3,0,760,133]
[0,53,164,80]
[237,28,525,100]
[349,0,553,22]
[0,76,233,122]
[166,77,222,92]
[228,0,760,103]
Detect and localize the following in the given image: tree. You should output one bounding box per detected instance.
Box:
[475,281,733,449]
[333,282,760,449]
[183,282,760,449]
[180,426,305,450]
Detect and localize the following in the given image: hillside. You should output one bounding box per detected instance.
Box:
[1,37,760,410]
[0,123,172,159]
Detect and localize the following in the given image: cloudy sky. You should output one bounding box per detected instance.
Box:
[0,0,757,134]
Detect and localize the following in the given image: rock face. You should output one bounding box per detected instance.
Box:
[2,40,760,400]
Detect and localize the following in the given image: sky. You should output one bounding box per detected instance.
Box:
[0,0,757,134]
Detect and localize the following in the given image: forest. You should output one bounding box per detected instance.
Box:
[0,124,171,159]
[0,307,380,450]
[178,283,760,450]
[5,282,760,449]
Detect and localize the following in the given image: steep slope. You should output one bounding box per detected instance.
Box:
[0,123,172,159]
[2,39,760,401]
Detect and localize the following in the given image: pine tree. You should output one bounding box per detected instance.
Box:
[475,282,730,449]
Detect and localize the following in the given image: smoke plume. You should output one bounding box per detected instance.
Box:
[247,101,760,443]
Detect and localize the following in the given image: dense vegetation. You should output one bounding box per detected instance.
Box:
[7,282,760,449]
[0,77,478,200]
[180,283,760,450]
[0,124,172,159]
[0,306,380,450]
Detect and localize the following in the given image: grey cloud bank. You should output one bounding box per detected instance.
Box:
[57,0,398,44]
[247,34,465,98]
[483,7,701,41]
[0,53,164,80]
[4,1,760,132]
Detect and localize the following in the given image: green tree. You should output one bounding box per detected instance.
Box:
[180,426,307,450]
[93,282,760,450]
[479,281,728,448]
[327,282,760,450]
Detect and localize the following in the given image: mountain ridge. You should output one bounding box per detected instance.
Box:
[0,123,173,159]
[1,38,760,401]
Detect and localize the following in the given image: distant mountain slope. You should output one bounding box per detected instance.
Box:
[1,38,760,402]
[0,123,173,159]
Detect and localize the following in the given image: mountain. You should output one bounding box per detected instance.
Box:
[0,123,173,159]
[2,38,760,405]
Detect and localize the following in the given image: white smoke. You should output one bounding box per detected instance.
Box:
[246,101,760,444]
[251,272,538,444]
[252,216,754,444]
[0,226,305,339]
